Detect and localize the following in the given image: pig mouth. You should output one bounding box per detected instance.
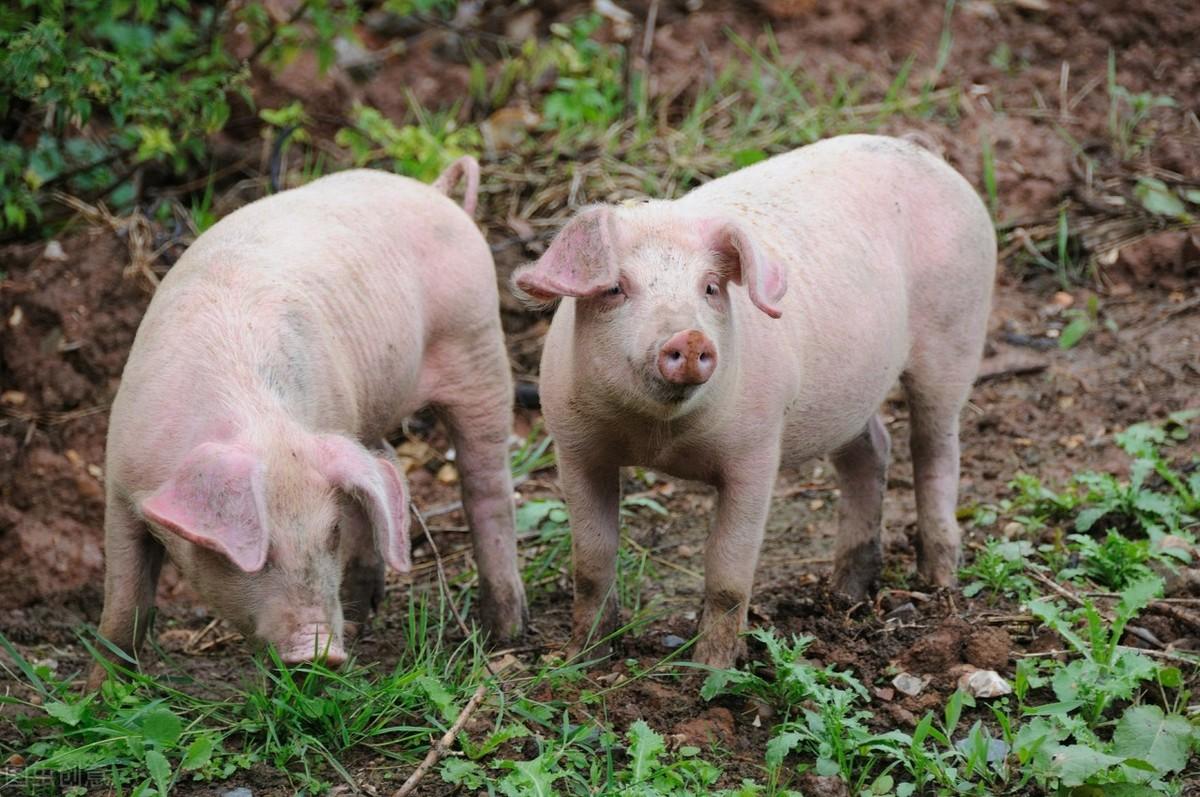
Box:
[274,625,347,666]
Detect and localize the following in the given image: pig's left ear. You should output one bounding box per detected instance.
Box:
[701,219,787,319]
[511,206,619,305]
[319,436,411,573]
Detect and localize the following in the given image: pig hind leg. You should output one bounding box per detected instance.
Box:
[433,340,528,643]
[830,414,891,599]
[88,500,165,689]
[901,348,978,587]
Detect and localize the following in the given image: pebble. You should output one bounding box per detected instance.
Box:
[891,672,928,697]
[662,634,686,650]
[222,788,254,797]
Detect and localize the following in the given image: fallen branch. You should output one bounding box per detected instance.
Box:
[391,680,490,797]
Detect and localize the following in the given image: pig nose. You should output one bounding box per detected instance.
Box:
[278,625,346,667]
[657,330,717,385]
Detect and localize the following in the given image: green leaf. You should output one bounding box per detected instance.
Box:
[179,735,213,771]
[141,707,183,747]
[1049,744,1124,786]
[44,699,90,727]
[1133,177,1186,218]
[144,748,172,795]
[1183,188,1200,205]
[441,758,485,788]
[1111,705,1192,775]
[1059,315,1091,349]
[765,730,803,769]
[731,148,768,168]
[626,720,665,783]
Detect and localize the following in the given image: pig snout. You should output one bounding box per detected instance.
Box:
[278,623,347,666]
[657,330,717,385]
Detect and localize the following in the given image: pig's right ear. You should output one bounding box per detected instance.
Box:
[140,443,270,573]
[511,206,619,305]
[318,436,412,574]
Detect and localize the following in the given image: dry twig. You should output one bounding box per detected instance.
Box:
[391,680,490,797]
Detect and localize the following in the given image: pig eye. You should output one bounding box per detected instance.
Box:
[607,284,623,296]
[705,282,719,297]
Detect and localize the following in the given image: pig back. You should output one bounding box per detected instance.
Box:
[679,135,989,460]
[107,170,497,485]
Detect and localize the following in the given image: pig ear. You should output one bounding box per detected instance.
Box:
[701,219,787,319]
[318,436,411,573]
[141,443,270,573]
[512,206,619,304]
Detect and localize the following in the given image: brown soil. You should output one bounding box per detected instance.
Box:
[2,0,1199,794]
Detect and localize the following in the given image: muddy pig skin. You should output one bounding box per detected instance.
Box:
[89,159,526,687]
[513,135,995,667]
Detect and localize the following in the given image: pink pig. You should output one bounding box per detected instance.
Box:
[88,158,526,687]
[513,135,995,667]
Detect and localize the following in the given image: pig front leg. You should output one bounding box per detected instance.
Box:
[830,415,891,599]
[436,389,527,643]
[338,501,385,639]
[87,500,165,689]
[694,450,778,669]
[559,455,621,660]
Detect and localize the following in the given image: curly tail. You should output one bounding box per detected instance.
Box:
[433,156,480,218]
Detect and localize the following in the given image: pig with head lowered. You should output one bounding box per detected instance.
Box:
[513,135,995,667]
[89,158,526,687]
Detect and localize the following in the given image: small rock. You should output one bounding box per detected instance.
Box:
[808,498,825,510]
[8,306,22,328]
[222,789,254,797]
[892,672,929,697]
[43,240,67,261]
[1052,291,1074,307]
[436,463,458,485]
[0,391,26,406]
[873,686,895,702]
[662,634,686,650]
[958,668,1012,698]
[676,544,698,558]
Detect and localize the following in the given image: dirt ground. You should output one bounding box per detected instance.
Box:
[1,0,1198,794]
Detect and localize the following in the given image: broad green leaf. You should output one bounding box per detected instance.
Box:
[141,708,182,747]
[1134,177,1186,218]
[441,758,485,788]
[765,730,803,769]
[627,720,665,783]
[44,699,89,727]
[1059,316,1091,349]
[144,748,172,796]
[1111,705,1192,774]
[417,675,457,723]
[179,735,213,771]
[1048,744,1123,786]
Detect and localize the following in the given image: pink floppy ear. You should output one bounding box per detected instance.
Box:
[318,436,411,573]
[512,206,619,303]
[701,219,787,318]
[141,442,270,573]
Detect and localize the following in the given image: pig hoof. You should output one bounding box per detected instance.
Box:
[693,636,744,670]
[831,568,879,601]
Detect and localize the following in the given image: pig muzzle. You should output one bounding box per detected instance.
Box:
[657,329,717,386]
[277,625,346,666]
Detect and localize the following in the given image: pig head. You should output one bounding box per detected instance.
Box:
[140,428,410,665]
